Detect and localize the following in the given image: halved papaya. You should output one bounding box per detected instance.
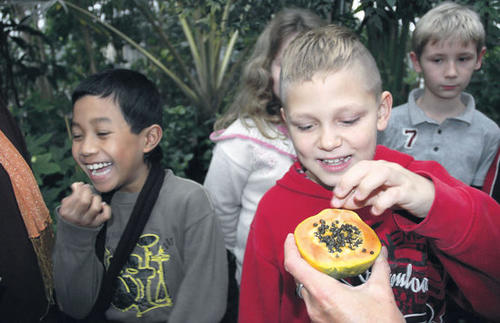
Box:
[294,208,381,279]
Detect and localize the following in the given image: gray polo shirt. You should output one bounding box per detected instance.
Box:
[378,88,500,187]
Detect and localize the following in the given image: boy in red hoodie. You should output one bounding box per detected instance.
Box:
[238,25,500,322]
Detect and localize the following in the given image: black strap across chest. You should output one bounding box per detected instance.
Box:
[87,162,165,322]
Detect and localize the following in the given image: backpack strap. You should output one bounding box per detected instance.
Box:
[86,162,165,322]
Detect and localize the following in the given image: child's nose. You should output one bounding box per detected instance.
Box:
[79,137,98,156]
[444,61,458,78]
[319,127,341,151]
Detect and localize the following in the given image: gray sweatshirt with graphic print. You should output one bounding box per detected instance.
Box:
[54,170,228,323]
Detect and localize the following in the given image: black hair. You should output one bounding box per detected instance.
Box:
[72,68,163,163]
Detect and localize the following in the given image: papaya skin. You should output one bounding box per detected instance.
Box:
[294,209,381,279]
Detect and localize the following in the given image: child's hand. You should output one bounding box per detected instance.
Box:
[59,182,111,227]
[331,160,435,218]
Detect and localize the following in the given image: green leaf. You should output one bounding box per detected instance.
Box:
[217,30,238,88]
[31,153,61,176]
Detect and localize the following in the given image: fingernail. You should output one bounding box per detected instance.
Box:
[334,186,348,199]
[331,197,341,208]
[380,246,388,258]
[371,206,383,216]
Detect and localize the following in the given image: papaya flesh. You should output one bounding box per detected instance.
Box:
[294,208,381,279]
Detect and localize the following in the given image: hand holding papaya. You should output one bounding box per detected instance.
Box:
[284,233,404,323]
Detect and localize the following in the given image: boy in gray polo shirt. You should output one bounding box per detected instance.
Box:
[378,2,500,188]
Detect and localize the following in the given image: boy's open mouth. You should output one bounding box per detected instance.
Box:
[320,156,351,166]
[86,162,113,176]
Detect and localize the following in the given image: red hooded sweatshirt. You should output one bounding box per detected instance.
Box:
[239,146,500,322]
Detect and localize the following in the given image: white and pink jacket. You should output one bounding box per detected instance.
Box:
[203,118,296,284]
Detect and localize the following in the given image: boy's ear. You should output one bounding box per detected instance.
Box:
[409,51,422,73]
[142,124,163,154]
[475,46,486,70]
[280,107,288,123]
[376,91,392,131]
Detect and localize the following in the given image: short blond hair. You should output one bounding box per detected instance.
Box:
[280,24,382,105]
[412,2,485,57]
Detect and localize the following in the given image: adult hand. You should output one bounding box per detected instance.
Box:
[284,233,404,323]
[59,182,111,227]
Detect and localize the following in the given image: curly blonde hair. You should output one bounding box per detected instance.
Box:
[214,8,325,138]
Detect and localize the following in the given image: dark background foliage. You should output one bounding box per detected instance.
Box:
[1,0,498,216]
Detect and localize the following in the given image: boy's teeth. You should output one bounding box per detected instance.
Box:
[322,156,350,165]
[86,162,112,170]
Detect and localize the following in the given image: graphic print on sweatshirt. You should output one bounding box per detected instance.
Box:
[104,233,173,317]
[385,230,445,322]
[342,230,445,322]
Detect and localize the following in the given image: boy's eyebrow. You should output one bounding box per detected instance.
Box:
[457,49,477,55]
[290,105,365,118]
[71,117,112,128]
